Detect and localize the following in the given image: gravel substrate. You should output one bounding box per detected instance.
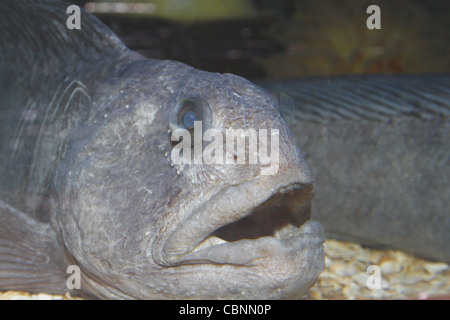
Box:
[307,239,449,300]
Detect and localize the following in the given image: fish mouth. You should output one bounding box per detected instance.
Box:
[153,181,325,267]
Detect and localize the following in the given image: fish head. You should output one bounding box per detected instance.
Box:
[53,60,325,299]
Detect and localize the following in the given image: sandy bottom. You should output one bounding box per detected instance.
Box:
[1,239,448,300]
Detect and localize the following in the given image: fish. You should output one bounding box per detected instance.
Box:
[0,0,325,299]
[260,75,450,263]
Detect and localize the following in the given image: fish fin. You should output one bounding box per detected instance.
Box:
[258,74,450,123]
[0,199,67,294]
[0,0,132,73]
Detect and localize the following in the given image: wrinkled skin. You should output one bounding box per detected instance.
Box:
[0,0,324,299]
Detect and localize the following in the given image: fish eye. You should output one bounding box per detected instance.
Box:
[176,98,202,130]
[181,110,198,130]
[169,96,212,134]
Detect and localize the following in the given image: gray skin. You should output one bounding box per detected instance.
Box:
[0,1,324,299]
[262,75,449,263]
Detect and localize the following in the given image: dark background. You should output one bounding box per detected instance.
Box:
[71,0,449,80]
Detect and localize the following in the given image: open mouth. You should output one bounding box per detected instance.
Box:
[211,183,313,242]
[154,181,325,267]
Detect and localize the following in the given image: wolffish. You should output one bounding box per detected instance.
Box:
[0,1,325,299]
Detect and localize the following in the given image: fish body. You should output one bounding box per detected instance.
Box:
[0,0,324,299]
[261,75,450,263]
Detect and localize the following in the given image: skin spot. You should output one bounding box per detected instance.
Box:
[133,104,157,137]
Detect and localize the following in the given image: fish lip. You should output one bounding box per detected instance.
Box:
[183,219,326,267]
[154,180,324,267]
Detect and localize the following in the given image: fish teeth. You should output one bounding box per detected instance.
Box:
[192,236,227,252]
[279,183,301,194]
[274,224,299,240]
